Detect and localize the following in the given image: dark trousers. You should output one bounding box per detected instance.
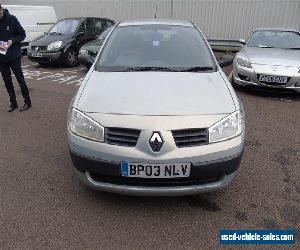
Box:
[0,58,31,105]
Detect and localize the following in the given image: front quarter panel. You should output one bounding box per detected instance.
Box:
[218,69,240,111]
[62,38,78,52]
[72,66,95,108]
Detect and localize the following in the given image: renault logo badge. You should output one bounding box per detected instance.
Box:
[149,132,163,152]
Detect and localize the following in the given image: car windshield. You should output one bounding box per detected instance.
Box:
[247,30,300,49]
[97,27,113,40]
[49,19,80,35]
[95,24,216,72]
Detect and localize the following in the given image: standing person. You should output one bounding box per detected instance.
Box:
[0,4,31,112]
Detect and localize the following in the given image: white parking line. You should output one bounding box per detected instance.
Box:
[62,70,78,73]
[64,67,86,72]
[14,68,84,86]
[21,65,33,68]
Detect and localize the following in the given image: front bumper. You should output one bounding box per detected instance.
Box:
[233,63,300,93]
[76,169,237,196]
[69,128,244,196]
[27,51,62,64]
[78,54,95,68]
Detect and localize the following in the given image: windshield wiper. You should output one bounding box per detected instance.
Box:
[49,32,63,35]
[177,66,215,72]
[126,66,178,72]
[258,45,275,48]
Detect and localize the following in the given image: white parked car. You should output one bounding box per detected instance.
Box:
[3,5,57,51]
[233,27,300,93]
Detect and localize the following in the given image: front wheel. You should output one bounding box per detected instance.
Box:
[63,48,78,68]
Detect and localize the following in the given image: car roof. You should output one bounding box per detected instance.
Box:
[59,17,114,22]
[60,17,85,21]
[118,19,194,27]
[253,27,299,33]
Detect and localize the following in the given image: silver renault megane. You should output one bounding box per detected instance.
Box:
[233,28,300,93]
[68,20,245,196]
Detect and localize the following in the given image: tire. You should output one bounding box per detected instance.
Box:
[63,48,78,68]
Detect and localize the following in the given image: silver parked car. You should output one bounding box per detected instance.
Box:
[68,20,245,196]
[233,28,300,93]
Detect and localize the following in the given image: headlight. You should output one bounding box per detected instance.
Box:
[68,108,104,142]
[209,110,245,143]
[79,49,87,55]
[237,58,252,68]
[47,41,62,51]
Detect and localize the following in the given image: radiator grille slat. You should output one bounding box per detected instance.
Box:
[31,46,48,52]
[172,128,208,148]
[105,128,140,147]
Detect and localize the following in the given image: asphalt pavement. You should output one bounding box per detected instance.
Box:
[0,56,299,249]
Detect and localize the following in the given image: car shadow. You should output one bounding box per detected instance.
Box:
[233,84,300,101]
[79,183,227,213]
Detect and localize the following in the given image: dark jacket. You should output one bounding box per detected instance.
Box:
[0,9,26,63]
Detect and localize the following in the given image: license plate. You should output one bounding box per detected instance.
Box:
[258,75,288,84]
[121,162,191,178]
[32,52,42,57]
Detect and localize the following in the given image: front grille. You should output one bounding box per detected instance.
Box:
[31,46,48,52]
[21,42,30,47]
[105,127,141,147]
[88,51,98,57]
[89,172,222,187]
[172,128,208,148]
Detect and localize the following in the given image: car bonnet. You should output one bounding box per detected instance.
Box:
[77,70,236,116]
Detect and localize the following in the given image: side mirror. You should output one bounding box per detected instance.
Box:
[238,39,246,45]
[218,55,234,68]
[76,32,85,38]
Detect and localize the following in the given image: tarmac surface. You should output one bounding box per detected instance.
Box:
[0,56,299,249]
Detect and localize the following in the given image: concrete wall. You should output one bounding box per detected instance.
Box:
[2,0,300,39]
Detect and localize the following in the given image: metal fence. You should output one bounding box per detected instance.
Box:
[2,0,300,40]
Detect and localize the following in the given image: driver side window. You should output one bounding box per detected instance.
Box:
[94,19,105,37]
[77,21,87,33]
[77,19,94,37]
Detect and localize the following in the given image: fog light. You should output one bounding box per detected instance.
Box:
[238,74,250,82]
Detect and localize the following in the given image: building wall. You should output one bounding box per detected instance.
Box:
[2,0,300,39]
